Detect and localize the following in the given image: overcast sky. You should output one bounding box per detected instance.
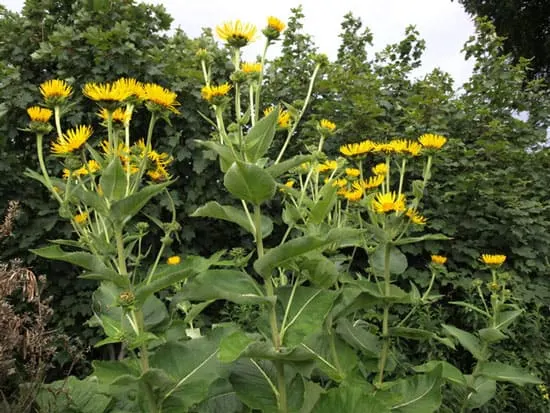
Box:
[2,0,477,87]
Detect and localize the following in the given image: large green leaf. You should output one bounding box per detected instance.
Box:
[191,201,273,238]
[413,361,467,387]
[388,327,456,349]
[393,233,451,246]
[278,286,337,347]
[223,161,277,204]
[230,359,279,413]
[344,279,410,304]
[99,156,127,201]
[72,184,109,215]
[35,376,111,413]
[370,244,408,275]
[442,324,485,360]
[195,140,237,171]
[476,362,542,386]
[494,309,522,330]
[298,253,340,288]
[335,319,380,358]
[464,375,496,409]
[31,245,129,288]
[110,180,171,225]
[195,378,244,413]
[254,228,362,278]
[245,105,278,162]
[390,366,443,413]
[309,182,338,225]
[311,386,391,413]
[176,269,273,305]
[266,154,312,178]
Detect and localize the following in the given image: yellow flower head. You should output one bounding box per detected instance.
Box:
[74,212,88,224]
[359,174,385,190]
[267,16,285,33]
[372,191,406,214]
[216,20,257,47]
[241,62,262,73]
[98,107,132,124]
[320,119,336,133]
[51,125,93,155]
[147,164,171,182]
[431,255,447,265]
[263,106,291,128]
[40,79,73,104]
[345,168,360,177]
[316,160,338,173]
[143,83,180,114]
[419,133,447,150]
[405,141,423,156]
[480,254,506,267]
[115,77,145,100]
[167,256,181,265]
[372,163,388,176]
[340,139,375,157]
[201,83,232,103]
[73,159,101,177]
[327,178,348,188]
[406,208,427,225]
[339,187,363,202]
[83,81,133,103]
[388,139,409,154]
[27,106,53,123]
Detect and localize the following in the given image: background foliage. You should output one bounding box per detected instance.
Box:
[0,1,549,411]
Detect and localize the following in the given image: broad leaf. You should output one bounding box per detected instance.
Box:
[393,233,450,246]
[390,366,443,413]
[245,106,278,162]
[413,361,467,387]
[309,183,338,225]
[223,161,277,205]
[266,154,312,178]
[336,319,380,358]
[191,201,273,238]
[195,378,244,413]
[110,180,171,225]
[476,362,542,386]
[99,156,126,201]
[230,359,278,413]
[464,375,496,409]
[442,324,485,360]
[478,327,507,343]
[370,245,408,275]
[311,386,391,413]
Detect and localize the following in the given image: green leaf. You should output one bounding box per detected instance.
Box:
[92,359,140,385]
[254,228,362,278]
[335,319,380,358]
[266,154,313,178]
[191,201,273,238]
[245,105,278,162]
[176,269,273,305]
[31,245,129,288]
[478,327,507,343]
[230,359,278,413]
[390,366,443,413]
[72,183,109,215]
[110,180,171,225]
[134,255,216,303]
[195,378,244,413]
[35,376,111,413]
[279,286,337,347]
[309,182,338,225]
[99,156,127,201]
[371,245,408,275]
[195,140,237,171]
[299,253,339,288]
[413,361,467,387]
[393,233,451,246]
[449,301,490,318]
[494,309,522,330]
[442,324,485,360]
[223,161,277,204]
[476,362,542,386]
[464,375,496,409]
[311,386,391,413]
[344,279,410,304]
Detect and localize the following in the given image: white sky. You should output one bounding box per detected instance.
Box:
[2,0,476,87]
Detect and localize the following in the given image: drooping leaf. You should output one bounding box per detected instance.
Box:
[191,201,273,238]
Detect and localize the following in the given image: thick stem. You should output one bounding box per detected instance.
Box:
[35,134,63,203]
[398,158,407,197]
[377,243,392,384]
[254,40,270,123]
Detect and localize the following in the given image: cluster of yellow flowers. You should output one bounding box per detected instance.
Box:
[216,16,285,48]
[339,134,446,158]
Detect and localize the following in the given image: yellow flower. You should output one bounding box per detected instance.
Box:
[72,159,101,177]
[263,106,291,128]
[167,256,181,265]
[40,79,73,103]
[74,212,88,224]
[241,62,262,73]
[317,160,338,173]
[340,140,376,157]
[406,209,427,225]
[320,119,336,132]
[143,83,180,113]
[372,163,388,176]
[339,187,363,202]
[216,20,257,47]
[345,168,360,177]
[201,83,232,103]
[359,174,385,190]
[419,133,447,150]
[327,178,348,188]
[388,139,408,154]
[480,254,506,267]
[115,77,145,100]
[372,192,406,214]
[280,180,295,193]
[147,165,171,182]
[98,107,132,124]
[51,125,93,155]
[267,16,285,33]
[405,141,422,156]
[27,106,53,123]
[83,81,134,102]
[431,255,447,265]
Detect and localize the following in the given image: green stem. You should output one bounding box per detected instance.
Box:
[35,134,63,203]
[249,84,256,127]
[124,103,134,196]
[254,39,270,123]
[398,158,407,197]
[274,63,321,164]
[53,106,63,140]
[377,243,392,385]
[132,112,157,192]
